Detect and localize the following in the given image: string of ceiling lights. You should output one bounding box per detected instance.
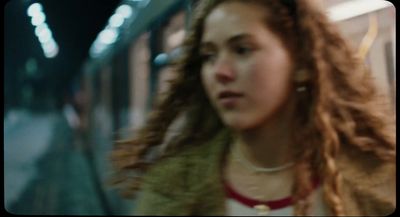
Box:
[26,2,59,58]
[89,0,150,59]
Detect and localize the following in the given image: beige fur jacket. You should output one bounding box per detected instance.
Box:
[134,130,396,216]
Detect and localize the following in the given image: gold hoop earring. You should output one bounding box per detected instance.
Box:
[294,69,310,83]
[294,69,310,92]
[296,86,307,92]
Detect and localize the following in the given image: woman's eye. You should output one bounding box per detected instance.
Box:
[235,46,252,55]
[200,53,216,63]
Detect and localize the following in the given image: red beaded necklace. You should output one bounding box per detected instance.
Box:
[223,178,320,214]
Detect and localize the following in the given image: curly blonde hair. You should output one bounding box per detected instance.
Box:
[110,0,395,215]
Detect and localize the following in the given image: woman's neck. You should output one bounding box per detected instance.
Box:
[232,98,296,169]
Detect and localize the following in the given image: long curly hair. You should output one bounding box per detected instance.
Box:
[110,0,395,215]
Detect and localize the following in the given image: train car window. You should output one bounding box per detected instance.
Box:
[156,11,186,102]
[333,4,395,109]
[128,33,151,131]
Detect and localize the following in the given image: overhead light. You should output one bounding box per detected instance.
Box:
[44,46,58,58]
[38,32,52,43]
[89,3,135,58]
[27,2,58,58]
[89,29,116,58]
[89,43,108,58]
[41,39,56,51]
[43,44,59,58]
[116,4,133,19]
[31,12,46,26]
[109,13,124,28]
[327,0,392,22]
[38,30,52,43]
[34,23,49,37]
[98,29,118,44]
[94,43,107,52]
[27,3,43,17]
[42,39,58,58]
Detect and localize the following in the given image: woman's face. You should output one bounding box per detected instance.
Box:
[200,1,295,130]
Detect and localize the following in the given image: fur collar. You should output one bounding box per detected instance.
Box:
[135,130,395,216]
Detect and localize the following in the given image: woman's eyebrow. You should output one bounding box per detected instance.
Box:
[226,33,255,45]
[200,33,255,49]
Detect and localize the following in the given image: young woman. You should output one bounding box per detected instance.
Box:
[110,0,396,216]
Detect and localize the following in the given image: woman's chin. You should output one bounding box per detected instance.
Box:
[222,117,255,131]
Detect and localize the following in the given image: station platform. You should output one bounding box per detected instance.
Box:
[4,110,133,215]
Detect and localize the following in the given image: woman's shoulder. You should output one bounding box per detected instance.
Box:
[337,145,395,185]
[141,129,230,192]
[337,145,396,216]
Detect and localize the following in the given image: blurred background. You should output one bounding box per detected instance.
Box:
[4,0,396,215]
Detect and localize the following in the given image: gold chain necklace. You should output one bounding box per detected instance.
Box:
[233,144,295,173]
[230,145,295,215]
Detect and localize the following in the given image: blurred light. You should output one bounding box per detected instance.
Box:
[38,30,52,43]
[94,43,107,53]
[109,14,124,28]
[42,40,59,58]
[94,43,107,51]
[31,12,46,26]
[91,42,107,53]
[25,58,38,74]
[116,4,133,19]
[98,29,118,44]
[34,23,49,37]
[44,45,58,58]
[89,4,135,58]
[27,3,43,17]
[26,3,59,59]
[327,0,392,22]
[154,53,168,65]
[89,42,108,58]
[41,39,56,52]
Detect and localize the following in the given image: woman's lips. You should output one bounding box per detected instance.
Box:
[217,91,243,108]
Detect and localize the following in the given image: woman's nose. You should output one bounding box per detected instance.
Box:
[214,56,236,83]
